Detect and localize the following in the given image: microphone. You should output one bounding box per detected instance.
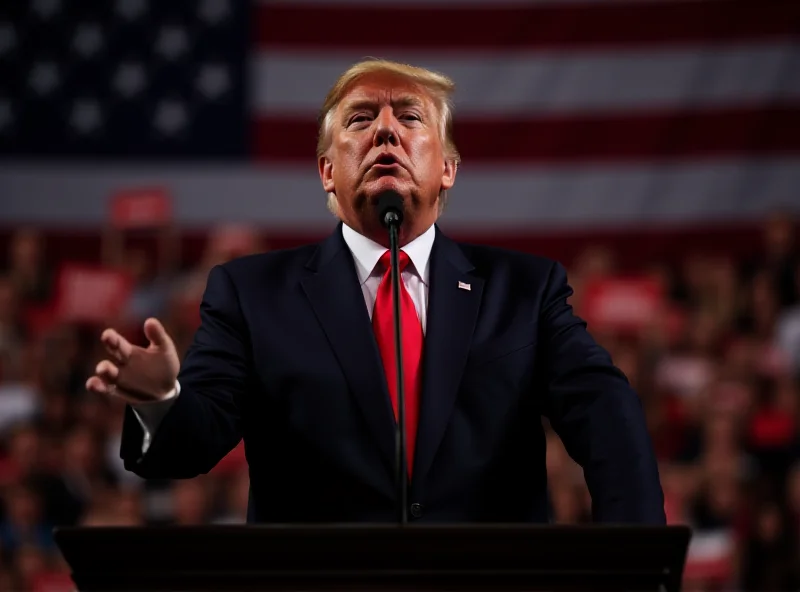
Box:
[378,191,404,229]
[375,191,408,526]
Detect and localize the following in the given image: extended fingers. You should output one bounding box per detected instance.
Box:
[101,329,133,364]
[94,359,120,382]
[86,375,116,396]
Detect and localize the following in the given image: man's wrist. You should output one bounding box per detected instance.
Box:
[135,381,181,406]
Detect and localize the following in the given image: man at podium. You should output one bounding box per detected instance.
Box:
[86,59,666,525]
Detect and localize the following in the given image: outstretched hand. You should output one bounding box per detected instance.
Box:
[86,317,180,404]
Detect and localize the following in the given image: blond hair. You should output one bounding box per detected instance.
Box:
[317,58,460,214]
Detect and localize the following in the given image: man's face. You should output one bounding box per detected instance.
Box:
[318,72,457,244]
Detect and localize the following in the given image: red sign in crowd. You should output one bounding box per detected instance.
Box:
[110,187,172,229]
[53,264,133,324]
[580,276,665,334]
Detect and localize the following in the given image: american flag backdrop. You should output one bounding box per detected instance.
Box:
[1,0,799,230]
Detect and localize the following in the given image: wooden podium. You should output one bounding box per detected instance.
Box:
[54,524,691,591]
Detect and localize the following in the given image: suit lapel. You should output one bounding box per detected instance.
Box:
[413,228,484,484]
[300,225,397,480]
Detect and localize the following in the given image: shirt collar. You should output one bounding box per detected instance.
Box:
[341,222,435,286]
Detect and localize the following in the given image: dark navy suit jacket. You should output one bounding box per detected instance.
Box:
[121,224,665,524]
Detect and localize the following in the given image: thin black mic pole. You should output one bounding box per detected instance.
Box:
[377,191,409,526]
[387,216,408,526]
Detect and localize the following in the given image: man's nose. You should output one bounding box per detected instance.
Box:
[373,108,398,147]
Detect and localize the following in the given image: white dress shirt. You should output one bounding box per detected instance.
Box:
[132,223,436,455]
[342,221,433,333]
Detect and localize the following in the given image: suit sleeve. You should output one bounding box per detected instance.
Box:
[537,261,665,524]
[120,265,247,479]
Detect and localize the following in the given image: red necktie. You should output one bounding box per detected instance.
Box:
[372,250,423,478]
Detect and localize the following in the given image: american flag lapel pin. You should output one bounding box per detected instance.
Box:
[458,281,471,291]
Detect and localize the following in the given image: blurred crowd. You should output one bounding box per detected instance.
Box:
[0,216,799,591]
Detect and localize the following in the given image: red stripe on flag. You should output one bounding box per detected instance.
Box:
[254,105,800,164]
[256,1,800,50]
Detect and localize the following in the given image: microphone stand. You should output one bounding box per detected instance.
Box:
[384,211,408,525]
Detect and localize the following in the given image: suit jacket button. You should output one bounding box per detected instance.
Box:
[410,503,424,518]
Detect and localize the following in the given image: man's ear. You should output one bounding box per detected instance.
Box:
[319,155,335,193]
[440,158,457,191]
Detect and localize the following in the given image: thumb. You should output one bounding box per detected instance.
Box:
[143,317,171,349]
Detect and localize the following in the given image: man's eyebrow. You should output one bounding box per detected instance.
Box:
[341,100,376,114]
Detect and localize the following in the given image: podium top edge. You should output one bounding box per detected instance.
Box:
[54,524,691,535]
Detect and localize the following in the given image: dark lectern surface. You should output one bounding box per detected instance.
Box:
[55,523,691,592]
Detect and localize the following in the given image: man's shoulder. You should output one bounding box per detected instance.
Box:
[216,242,320,284]
[452,239,563,279]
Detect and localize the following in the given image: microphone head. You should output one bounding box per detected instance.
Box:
[376,191,404,228]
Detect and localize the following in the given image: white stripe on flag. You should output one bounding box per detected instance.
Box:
[2,159,798,228]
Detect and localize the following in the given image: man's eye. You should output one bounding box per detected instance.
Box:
[348,115,370,125]
[400,113,421,121]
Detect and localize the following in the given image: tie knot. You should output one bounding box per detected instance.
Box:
[379,250,410,273]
